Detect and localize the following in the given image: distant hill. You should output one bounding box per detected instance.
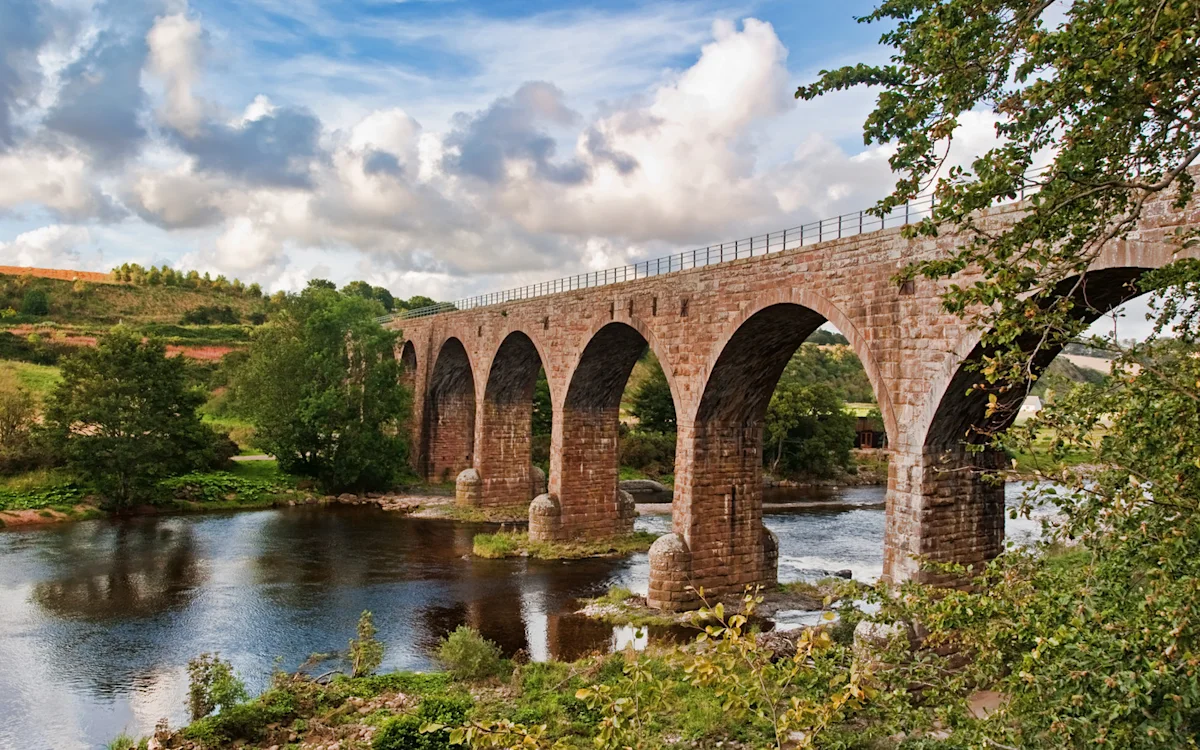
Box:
[0,269,264,326]
[0,266,118,284]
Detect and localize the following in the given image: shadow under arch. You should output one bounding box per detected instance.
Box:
[399,340,417,384]
[475,330,550,506]
[545,320,680,539]
[423,337,476,482]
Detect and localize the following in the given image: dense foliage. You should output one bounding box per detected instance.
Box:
[800,0,1200,745]
[628,358,675,433]
[42,330,235,506]
[764,382,856,477]
[111,263,263,298]
[234,283,412,493]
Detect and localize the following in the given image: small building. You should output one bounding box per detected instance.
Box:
[855,416,888,449]
[1019,396,1043,416]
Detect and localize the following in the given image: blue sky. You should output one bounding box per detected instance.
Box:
[0,0,1158,337]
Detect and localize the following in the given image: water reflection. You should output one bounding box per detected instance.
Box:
[33,519,204,621]
[0,482,1050,749]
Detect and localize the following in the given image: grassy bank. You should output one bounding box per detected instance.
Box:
[472,530,657,560]
[0,461,307,528]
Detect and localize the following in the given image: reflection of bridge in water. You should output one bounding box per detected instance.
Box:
[390,189,1200,610]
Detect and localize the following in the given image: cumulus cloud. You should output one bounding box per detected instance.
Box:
[443,82,588,185]
[4,1,977,299]
[146,11,206,136]
[44,32,148,164]
[0,0,52,150]
[0,225,94,267]
[0,146,123,220]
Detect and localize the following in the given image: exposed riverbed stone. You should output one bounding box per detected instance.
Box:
[619,479,670,494]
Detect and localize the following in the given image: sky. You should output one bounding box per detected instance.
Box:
[0,0,1158,337]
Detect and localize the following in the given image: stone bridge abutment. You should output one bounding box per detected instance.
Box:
[391,193,1199,610]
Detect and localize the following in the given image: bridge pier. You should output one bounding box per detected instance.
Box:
[534,403,636,541]
[648,420,778,611]
[882,446,1006,586]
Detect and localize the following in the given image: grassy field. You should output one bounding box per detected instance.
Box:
[0,360,61,399]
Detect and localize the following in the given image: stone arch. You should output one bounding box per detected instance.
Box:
[424,337,476,482]
[696,287,896,440]
[469,330,550,507]
[399,340,417,385]
[653,300,882,608]
[923,265,1150,450]
[887,261,1166,587]
[538,320,676,541]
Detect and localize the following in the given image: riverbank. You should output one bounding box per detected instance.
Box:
[576,579,849,627]
[118,617,879,750]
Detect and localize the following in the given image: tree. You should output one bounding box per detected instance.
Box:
[349,610,384,677]
[43,329,232,506]
[20,289,48,316]
[531,369,552,436]
[370,286,395,312]
[629,357,675,433]
[763,382,855,477]
[234,285,411,492]
[341,280,375,299]
[400,295,437,311]
[800,1,1200,745]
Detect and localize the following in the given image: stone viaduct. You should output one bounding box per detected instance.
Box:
[387,191,1199,611]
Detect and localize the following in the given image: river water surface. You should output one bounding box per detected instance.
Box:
[0,484,1045,749]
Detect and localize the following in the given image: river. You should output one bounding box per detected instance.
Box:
[0,484,1048,749]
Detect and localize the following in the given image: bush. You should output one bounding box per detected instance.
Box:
[20,289,49,316]
[436,626,505,681]
[105,733,146,750]
[373,695,472,750]
[187,653,248,720]
[180,305,241,325]
[350,610,384,677]
[619,430,676,478]
[0,378,38,474]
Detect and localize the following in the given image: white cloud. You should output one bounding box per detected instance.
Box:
[3,1,930,300]
[146,11,206,136]
[0,225,94,268]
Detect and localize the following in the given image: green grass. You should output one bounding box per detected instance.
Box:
[0,359,61,399]
[473,530,657,560]
[843,402,876,417]
[1008,427,1104,473]
[200,411,260,454]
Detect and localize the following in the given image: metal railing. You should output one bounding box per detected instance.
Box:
[379,173,1041,324]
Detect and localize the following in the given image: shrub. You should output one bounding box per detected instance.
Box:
[619,430,676,477]
[350,610,384,677]
[187,653,248,720]
[20,289,49,316]
[436,626,505,681]
[373,695,472,750]
[181,305,241,325]
[105,734,147,750]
